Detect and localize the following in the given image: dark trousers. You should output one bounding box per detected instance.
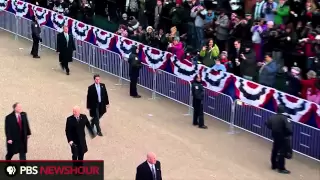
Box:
[6,152,26,161]
[60,62,70,73]
[193,99,204,126]
[91,104,102,133]
[72,153,84,167]
[271,137,286,170]
[130,76,138,96]
[31,37,39,56]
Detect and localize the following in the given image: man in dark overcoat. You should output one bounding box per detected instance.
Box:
[136,152,162,180]
[56,25,76,75]
[86,74,110,136]
[65,106,95,167]
[5,103,31,161]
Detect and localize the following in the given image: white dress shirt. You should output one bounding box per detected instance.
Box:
[95,83,101,103]
[147,162,156,179]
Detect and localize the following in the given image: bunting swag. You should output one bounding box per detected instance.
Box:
[3,0,320,129]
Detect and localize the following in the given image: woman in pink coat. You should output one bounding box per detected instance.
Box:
[168,37,185,60]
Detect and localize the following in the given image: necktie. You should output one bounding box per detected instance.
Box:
[65,33,69,46]
[151,166,156,180]
[17,115,22,130]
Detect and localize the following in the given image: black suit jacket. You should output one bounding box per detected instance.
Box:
[56,32,76,63]
[5,112,31,154]
[136,161,162,180]
[65,114,93,154]
[86,83,109,117]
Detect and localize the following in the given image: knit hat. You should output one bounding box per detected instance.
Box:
[146,26,153,31]
[128,18,139,31]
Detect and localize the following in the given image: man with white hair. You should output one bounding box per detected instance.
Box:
[136,152,162,180]
[65,106,95,167]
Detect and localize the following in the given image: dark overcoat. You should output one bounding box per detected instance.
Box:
[86,83,109,117]
[65,114,92,154]
[135,160,162,180]
[56,32,76,63]
[5,112,31,154]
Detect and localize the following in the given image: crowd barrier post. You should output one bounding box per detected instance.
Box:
[115,58,124,86]
[14,15,18,40]
[150,66,158,100]
[228,100,238,134]
[88,45,94,73]
[184,86,193,116]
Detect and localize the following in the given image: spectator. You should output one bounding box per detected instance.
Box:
[212,59,227,72]
[263,0,278,22]
[168,37,185,60]
[285,66,302,97]
[288,0,305,27]
[154,0,163,30]
[230,40,245,76]
[240,47,258,81]
[190,5,206,49]
[156,29,169,51]
[205,9,214,24]
[167,26,179,42]
[65,0,78,19]
[220,51,232,71]
[301,70,318,98]
[199,39,220,67]
[145,26,158,47]
[251,19,267,62]
[126,0,140,19]
[170,0,184,33]
[281,23,298,68]
[274,0,290,25]
[306,78,320,104]
[258,53,278,87]
[252,0,265,20]
[215,9,229,51]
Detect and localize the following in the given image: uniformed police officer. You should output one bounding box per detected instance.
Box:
[192,74,207,129]
[128,45,142,98]
[31,15,42,58]
[266,105,293,174]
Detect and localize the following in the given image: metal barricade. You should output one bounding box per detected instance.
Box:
[233,100,320,161]
[203,89,233,123]
[16,16,32,40]
[155,69,192,108]
[41,26,58,50]
[292,122,320,160]
[0,11,17,34]
[90,45,122,77]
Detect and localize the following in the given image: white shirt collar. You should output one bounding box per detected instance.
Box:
[147,161,154,169]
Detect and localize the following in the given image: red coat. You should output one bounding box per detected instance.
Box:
[300,78,317,99]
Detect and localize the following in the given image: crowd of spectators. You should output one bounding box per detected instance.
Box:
[29,0,320,104]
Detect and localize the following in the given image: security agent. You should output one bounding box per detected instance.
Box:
[31,15,42,58]
[192,74,207,129]
[265,105,293,174]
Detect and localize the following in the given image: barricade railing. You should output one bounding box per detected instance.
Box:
[1,10,319,162]
[232,100,320,161]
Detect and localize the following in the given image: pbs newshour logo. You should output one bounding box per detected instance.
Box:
[5,165,17,177]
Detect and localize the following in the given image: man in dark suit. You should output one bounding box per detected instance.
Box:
[65,106,95,167]
[86,74,110,136]
[31,15,41,58]
[136,152,162,180]
[56,25,76,75]
[5,103,31,160]
[229,40,246,76]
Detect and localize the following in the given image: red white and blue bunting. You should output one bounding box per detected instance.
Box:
[93,27,114,50]
[51,11,69,32]
[32,6,50,26]
[71,20,91,41]
[0,0,9,11]
[11,0,28,17]
[3,0,320,128]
